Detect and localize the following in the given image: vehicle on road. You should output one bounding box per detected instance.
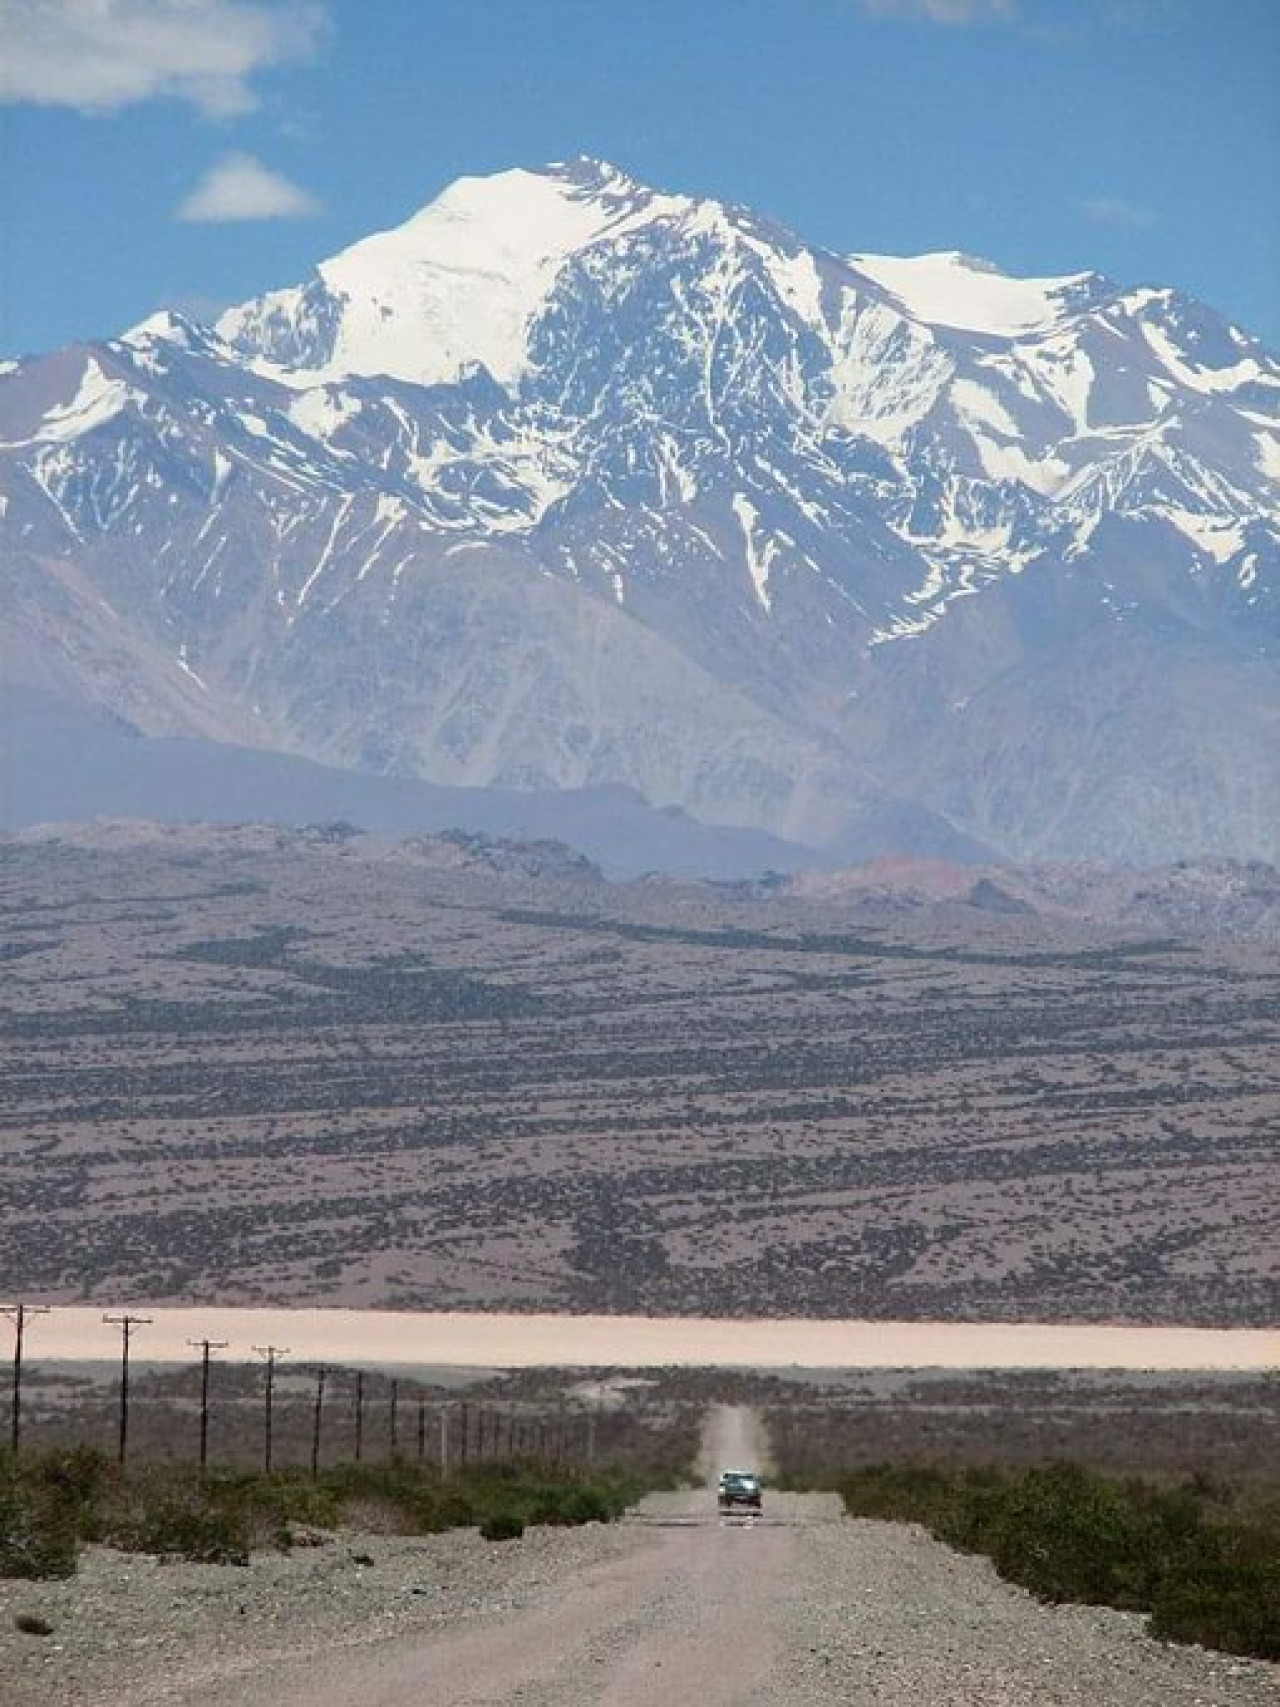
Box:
[717,1469,763,1513]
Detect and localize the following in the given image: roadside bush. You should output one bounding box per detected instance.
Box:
[802,1459,1280,1663]
[0,1450,650,1581]
[0,1449,102,1580]
[1149,1521,1280,1660]
[96,1477,254,1566]
[0,1487,79,1580]
[954,1464,1164,1608]
[479,1512,524,1541]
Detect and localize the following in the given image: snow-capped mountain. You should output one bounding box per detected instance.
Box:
[3,158,1278,861]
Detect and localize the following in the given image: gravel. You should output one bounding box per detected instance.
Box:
[0,1520,642,1706]
[4,1501,1275,1706]
[4,1409,1276,1707]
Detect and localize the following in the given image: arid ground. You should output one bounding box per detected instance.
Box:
[2,823,1277,1324]
[4,1407,1276,1707]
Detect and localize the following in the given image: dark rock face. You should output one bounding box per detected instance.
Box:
[966,879,1037,917]
[2,161,1277,863]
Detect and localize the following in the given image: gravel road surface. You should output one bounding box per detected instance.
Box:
[4,1408,1275,1706]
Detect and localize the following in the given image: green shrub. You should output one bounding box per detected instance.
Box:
[1150,1523,1280,1661]
[0,1511,79,1582]
[977,1464,1161,1608]
[0,1450,649,1582]
[0,1454,85,1580]
[111,1498,251,1565]
[821,1459,1280,1664]
[479,1512,525,1541]
[553,1485,616,1525]
[96,1472,254,1565]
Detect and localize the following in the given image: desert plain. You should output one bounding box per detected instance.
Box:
[2,820,1276,1328]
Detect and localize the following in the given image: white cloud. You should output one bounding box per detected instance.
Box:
[858,0,1018,22]
[1078,195,1157,229]
[178,152,318,221]
[0,0,327,117]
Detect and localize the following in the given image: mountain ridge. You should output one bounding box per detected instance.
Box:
[2,159,1277,864]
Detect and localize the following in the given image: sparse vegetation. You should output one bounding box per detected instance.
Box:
[782,1461,1280,1663]
[479,1512,525,1541]
[0,1446,660,1581]
[1,832,1275,1325]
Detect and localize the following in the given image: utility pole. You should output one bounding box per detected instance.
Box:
[310,1366,328,1479]
[253,1345,288,1473]
[416,1391,426,1463]
[354,1370,365,1462]
[187,1338,227,1473]
[2,1303,49,1456]
[439,1405,450,1481]
[104,1313,151,1468]
[389,1378,399,1457]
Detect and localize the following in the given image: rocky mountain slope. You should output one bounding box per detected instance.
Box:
[3,158,1277,861]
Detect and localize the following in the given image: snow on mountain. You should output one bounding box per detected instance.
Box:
[2,160,1277,863]
[217,159,688,390]
[845,250,1105,337]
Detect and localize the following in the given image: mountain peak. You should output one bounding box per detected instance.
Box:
[215,159,677,390]
[539,155,638,190]
[121,308,221,353]
[399,157,641,228]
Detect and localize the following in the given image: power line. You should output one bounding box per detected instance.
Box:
[187,1338,228,1473]
[2,1302,50,1455]
[310,1365,328,1479]
[103,1314,152,1467]
[252,1345,288,1473]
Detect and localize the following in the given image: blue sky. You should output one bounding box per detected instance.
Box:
[2,0,1278,357]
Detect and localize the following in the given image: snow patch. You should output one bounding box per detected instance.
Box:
[849,251,1097,337]
[1141,319,1267,396]
[176,644,207,688]
[731,493,780,612]
[970,436,1070,495]
[1023,339,1096,429]
[289,387,359,439]
[36,361,140,444]
[1253,431,1280,483]
[758,244,825,327]
[825,296,951,443]
[1162,508,1246,564]
[951,378,1019,438]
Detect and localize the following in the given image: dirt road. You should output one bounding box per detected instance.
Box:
[0,1403,1270,1707]
[12,1406,1259,1707]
